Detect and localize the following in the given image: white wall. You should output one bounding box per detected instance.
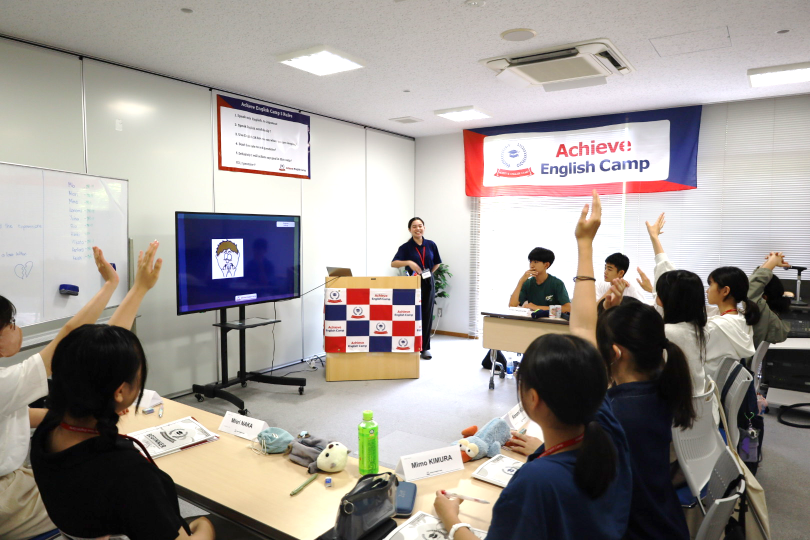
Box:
[83,60,218,394]
[366,129,415,276]
[414,133,472,336]
[0,37,415,395]
[0,40,84,173]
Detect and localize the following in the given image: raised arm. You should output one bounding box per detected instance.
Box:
[39,247,119,374]
[646,213,676,286]
[109,241,163,329]
[570,190,601,346]
[751,252,790,303]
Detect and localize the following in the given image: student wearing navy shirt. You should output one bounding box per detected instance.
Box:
[392,217,442,359]
[596,292,696,540]
[435,191,632,540]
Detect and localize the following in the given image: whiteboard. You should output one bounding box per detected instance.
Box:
[0,162,129,327]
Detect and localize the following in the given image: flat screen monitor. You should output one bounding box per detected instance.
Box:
[175,212,301,315]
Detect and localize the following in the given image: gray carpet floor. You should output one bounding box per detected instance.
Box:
[173,335,810,539]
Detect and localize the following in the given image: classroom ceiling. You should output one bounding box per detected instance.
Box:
[1,0,808,138]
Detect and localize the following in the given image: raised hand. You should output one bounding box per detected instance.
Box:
[93,246,120,286]
[636,266,653,293]
[575,190,602,243]
[602,278,627,310]
[645,212,666,238]
[764,251,790,269]
[134,240,163,291]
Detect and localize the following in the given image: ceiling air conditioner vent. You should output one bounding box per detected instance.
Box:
[480,39,634,91]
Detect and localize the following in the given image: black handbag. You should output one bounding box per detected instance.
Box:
[317,472,399,540]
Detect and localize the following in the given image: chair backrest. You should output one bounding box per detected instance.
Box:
[750,341,769,393]
[715,357,754,448]
[695,447,745,540]
[672,379,726,502]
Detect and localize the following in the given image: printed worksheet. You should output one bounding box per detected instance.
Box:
[385,512,487,540]
[471,454,523,488]
[127,416,218,458]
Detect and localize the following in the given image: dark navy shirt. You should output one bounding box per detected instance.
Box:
[487,399,632,540]
[607,381,690,540]
[392,237,442,275]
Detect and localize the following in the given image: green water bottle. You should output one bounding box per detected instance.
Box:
[358,410,379,475]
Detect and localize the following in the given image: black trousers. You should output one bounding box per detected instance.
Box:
[421,275,435,351]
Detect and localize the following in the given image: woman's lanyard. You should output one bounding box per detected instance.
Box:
[721,309,738,316]
[537,433,584,458]
[59,422,157,466]
[415,245,427,271]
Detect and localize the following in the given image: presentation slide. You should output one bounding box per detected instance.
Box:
[176,213,300,315]
[217,94,310,179]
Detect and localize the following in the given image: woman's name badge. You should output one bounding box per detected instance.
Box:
[421,270,431,280]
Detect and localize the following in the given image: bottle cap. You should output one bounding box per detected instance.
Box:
[363,410,373,421]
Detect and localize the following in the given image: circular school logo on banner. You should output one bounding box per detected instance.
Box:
[500,143,527,169]
[350,306,365,319]
[376,322,386,332]
[327,290,342,303]
[396,338,410,350]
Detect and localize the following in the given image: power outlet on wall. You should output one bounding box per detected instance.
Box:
[437,308,443,317]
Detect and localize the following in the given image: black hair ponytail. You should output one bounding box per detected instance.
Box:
[708,267,762,326]
[659,341,696,428]
[518,334,617,499]
[597,303,696,428]
[47,324,147,447]
[575,419,618,498]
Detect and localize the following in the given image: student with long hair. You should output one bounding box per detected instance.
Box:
[433,192,632,540]
[29,244,221,540]
[597,291,695,540]
[0,244,146,539]
[749,251,791,348]
[643,214,709,397]
[704,266,760,380]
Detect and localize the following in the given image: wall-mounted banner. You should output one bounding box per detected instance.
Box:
[217,95,310,179]
[465,106,701,197]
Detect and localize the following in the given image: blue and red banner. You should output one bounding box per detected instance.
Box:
[465,106,702,197]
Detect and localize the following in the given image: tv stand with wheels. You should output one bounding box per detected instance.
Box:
[191,306,306,416]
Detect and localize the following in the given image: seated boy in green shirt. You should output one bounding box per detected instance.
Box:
[509,247,572,313]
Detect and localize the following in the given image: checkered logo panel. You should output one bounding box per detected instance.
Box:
[324,288,422,353]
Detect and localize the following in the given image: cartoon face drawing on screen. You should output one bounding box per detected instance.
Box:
[211,239,244,279]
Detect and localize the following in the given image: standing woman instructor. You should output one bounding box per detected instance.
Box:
[392,217,442,359]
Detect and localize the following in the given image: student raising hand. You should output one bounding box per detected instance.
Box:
[763,251,790,270]
[93,246,119,287]
[636,267,653,293]
[602,278,627,311]
[570,190,601,346]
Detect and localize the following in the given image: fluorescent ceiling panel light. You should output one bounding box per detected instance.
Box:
[748,62,810,87]
[277,46,364,76]
[434,106,491,122]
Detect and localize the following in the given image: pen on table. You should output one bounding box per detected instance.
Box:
[290,473,318,496]
[441,491,490,504]
[158,406,164,418]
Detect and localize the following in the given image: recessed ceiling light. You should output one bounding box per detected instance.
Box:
[501,28,537,42]
[403,89,411,93]
[180,8,193,13]
[277,46,364,76]
[390,116,423,124]
[776,29,790,34]
[434,106,491,122]
[748,62,810,87]
[464,0,486,6]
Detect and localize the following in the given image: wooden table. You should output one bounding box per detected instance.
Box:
[119,400,525,539]
[481,311,570,390]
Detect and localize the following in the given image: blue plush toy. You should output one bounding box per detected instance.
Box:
[453,417,512,462]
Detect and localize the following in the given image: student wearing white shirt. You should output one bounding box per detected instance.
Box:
[0,242,162,539]
[595,253,647,303]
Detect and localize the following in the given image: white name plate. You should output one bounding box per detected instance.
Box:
[503,402,529,431]
[395,446,464,482]
[218,411,269,440]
